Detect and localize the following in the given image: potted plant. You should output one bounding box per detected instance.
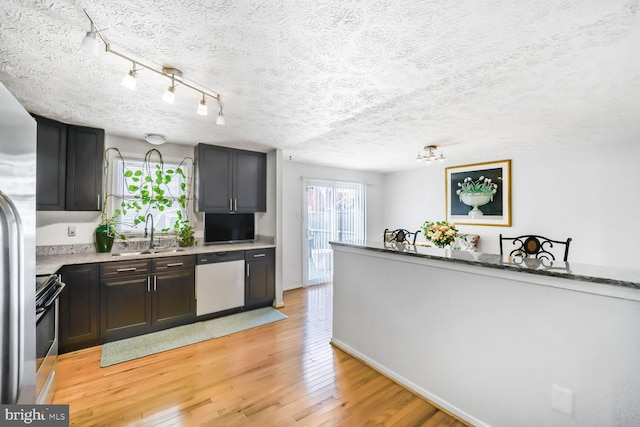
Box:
[177,220,195,247]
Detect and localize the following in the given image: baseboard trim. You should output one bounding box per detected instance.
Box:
[330,338,488,427]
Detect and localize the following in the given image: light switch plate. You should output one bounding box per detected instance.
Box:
[551,384,573,416]
[68,225,77,237]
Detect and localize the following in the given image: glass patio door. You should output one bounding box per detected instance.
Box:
[303,179,366,286]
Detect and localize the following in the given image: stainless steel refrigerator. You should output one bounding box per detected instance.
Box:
[0,82,37,404]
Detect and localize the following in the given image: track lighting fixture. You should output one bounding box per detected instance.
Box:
[79,20,100,57]
[216,109,225,126]
[416,145,445,163]
[79,9,224,123]
[121,62,138,90]
[197,94,208,116]
[162,83,176,104]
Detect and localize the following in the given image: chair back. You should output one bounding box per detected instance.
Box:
[499,234,572,261]
[384,228,420,245]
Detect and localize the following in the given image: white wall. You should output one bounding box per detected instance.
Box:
[36,135,197,246]
[332,246,640,427]
[383,142,640,269]
[281,159,385,290]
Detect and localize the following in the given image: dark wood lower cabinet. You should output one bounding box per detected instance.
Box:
[152,257,196,329]
[100,274,152,342]
[57,249,274,353]
[245,248,275,310]
[99,256,196,343]
[59,263,100,353]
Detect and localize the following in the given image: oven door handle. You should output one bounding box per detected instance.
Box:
[42,282,65,309]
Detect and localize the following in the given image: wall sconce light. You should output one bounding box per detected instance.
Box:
[416,145,445,163]
[80,9,225,125]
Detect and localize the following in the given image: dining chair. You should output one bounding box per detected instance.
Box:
[499,234,572,261]
[383,228,420,245]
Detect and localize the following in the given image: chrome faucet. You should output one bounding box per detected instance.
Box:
[144,213,156,249]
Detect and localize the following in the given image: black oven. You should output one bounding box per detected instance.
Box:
[35,274,64,404]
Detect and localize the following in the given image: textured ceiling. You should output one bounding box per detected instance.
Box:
[1,1,638,172]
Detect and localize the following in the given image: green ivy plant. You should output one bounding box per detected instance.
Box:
[102,147,194,241]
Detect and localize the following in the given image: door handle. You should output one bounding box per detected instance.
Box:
[0,191,23,403]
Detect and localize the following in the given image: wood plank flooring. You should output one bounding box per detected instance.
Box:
[53,283,470,426]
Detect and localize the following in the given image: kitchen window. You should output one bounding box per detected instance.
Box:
[110,157,188,235]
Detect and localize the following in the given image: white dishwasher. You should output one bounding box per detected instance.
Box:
[195,251,245,316]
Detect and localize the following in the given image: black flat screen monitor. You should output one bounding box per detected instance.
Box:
[204,213,255,244]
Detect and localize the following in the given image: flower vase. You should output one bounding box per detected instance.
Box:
[95,224,115,253]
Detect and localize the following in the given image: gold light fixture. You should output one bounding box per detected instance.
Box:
[416,145,445,163]
[80,9,224,125]
[197,94,208,116]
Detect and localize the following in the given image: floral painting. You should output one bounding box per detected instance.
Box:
[445,159,511,226]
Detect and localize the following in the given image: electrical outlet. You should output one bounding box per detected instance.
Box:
[68,225,77,237]
[551,384,573,416]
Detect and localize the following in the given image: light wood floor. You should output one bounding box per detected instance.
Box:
[53,283,470,426]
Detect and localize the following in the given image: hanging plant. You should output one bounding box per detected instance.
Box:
[101,147,195,241]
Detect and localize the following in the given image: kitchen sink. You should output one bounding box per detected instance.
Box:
[112,248,186,257]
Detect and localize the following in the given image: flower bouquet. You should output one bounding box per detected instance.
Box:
[421,220,459,248]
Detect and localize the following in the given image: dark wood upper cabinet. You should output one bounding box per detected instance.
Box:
[34,114,67,210]
[195,143,266,213]
[66,125,104,211]
[33,114,104,211]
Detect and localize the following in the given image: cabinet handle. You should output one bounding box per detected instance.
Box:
[229,198,233,211]
[147,276,150,292]
[200,258,207,263]
[247,264,250,277]
[154,275,157,291]
[166,262,184,267]
[234,198,237,210]
[97,194,101,210]
[117,267,136,272]
[253,253,266,258]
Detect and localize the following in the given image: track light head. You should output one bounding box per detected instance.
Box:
[121,69,137,90]
[162,85,176,104]
[197,95,208,116]
[80,27,100,57]
[216,110,225,126]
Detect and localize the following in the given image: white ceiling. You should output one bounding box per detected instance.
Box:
[1,1,638,172]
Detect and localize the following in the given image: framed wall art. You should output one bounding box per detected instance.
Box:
[445,159,511,226]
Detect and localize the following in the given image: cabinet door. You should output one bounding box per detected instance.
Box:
[195,144,233,212]
[245,249,275,309]
[234,149,267,212]
[66,125,104,211]
[152,268,195,329]
[58,264,99,353]
[34,114,66,210]
[100,275,151,341]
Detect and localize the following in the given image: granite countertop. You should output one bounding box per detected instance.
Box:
[330,240,640,290]
[36,241,275,276]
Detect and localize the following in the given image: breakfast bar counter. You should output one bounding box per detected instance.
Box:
[330,241,640,427]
